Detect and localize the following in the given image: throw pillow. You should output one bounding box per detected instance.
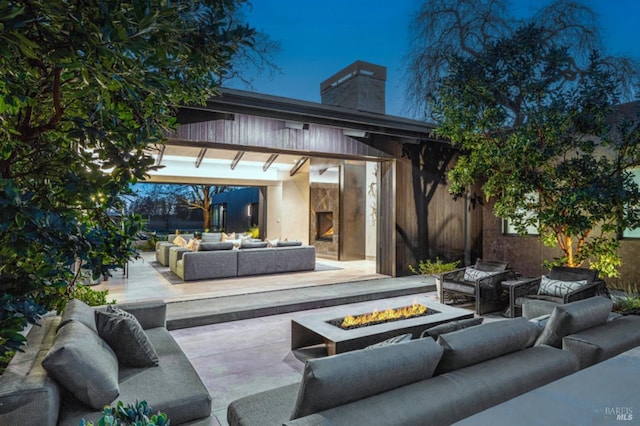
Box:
[420,317,484,340]
[221,232,236,242]
[58,298,99,334]
[42,321,119,410]
[199,242,234,251]
[290,338,443,419]
[276,240,303,247]
[186,238,200,251]
[463,267,494,282]
[538,276,588,297]
[241,241,269,249]
[534,296,613,348]
[266,238,280,247]
[95,305,159,368]
[366,333,413,349]
[173,236,187,247]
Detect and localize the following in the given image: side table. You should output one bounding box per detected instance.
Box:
[501,278,539,318]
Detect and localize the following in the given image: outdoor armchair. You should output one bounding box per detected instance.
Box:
[512,266,608,319]
[440,259,512,315]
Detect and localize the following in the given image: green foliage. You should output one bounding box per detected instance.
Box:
[70,285,116,307]
[0,1,255,352]
[435,24,640,277]
[409,257,460,276]
[612,284,640,315]
[81,400,169,426]
[0,294,45,355]
[0,350,15,375]
[247,224,259,239]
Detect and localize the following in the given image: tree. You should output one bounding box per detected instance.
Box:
[180,185,231,230]
[406,0,639,119]
[0,1,258,349]
[435,24,640,277]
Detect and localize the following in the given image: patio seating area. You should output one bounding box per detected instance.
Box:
[4,252,639,426]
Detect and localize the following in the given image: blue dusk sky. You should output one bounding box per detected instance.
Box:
[227,0,640,118]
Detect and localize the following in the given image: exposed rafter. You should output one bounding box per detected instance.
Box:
[230,151,244,170]
[319,167,329,175]
[263,154,279,172]
[195,148,207,168]
[290,156,309,177]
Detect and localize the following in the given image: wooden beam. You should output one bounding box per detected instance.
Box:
[231,151,244,170]
[290,156,309,177]
[155,145,166,166]
[263,154,279,172]
[319,167,329,175]
[195,148,207,168]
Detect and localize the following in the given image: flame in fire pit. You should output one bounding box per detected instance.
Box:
[341,303,428,328]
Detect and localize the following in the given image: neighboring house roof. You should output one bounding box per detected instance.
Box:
[178,88,440,143]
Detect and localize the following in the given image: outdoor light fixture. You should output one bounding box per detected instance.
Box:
[247,204,252,217]
[343,129,367,138]
[285,121,309,130]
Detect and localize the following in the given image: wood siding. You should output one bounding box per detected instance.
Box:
[170,114,395,159]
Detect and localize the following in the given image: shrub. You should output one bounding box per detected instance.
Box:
[69,285,116,307]
[409,257,460,276]
[80,400,170,426]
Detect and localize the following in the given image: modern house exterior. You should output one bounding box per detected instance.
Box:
[145,60,479,277]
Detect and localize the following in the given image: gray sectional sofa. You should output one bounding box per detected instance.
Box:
[155,233,196,266]
[228,297,640,426]
[175,244,316,281]
[0,299,213,425]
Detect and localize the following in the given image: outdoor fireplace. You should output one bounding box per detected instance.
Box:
[316,211,334,241]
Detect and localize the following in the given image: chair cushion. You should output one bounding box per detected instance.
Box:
[58,298,98,334]
[42,321,119,410]
[290,338,443,419]
[538,275,588,297]
[420,317,484,340]
[535,296,613,348]
[95,305,159,367]
[436,317,541,374]
[366,333,413,349]
[463,268,494,282]
[198,241,234,251]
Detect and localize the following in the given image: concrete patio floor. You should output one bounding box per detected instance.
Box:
[93,252,492,425]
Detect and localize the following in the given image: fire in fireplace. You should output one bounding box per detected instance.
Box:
[316,211,334,241]
[327,304,438,330]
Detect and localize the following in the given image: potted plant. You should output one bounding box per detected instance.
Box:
[80,400,169,426]
[409,257,460,299]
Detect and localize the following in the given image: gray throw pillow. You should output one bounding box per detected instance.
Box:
[95,305,159,367]
[420,317,484,340]
[276,240,303,247]
[241,241,269,249]
[58,298,98,334]
[199,241,234,251]
[436,317,540,373]
[535,296,613,348]
[42,321,119,410]
[290,338,443,419]
[538,275,588,297]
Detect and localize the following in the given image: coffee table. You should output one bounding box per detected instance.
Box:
[291,298,473,356]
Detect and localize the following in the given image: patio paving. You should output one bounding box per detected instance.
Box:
[95,252,500,425]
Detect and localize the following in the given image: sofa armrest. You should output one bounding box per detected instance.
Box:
[115,299,167,329]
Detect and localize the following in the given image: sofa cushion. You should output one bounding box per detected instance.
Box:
[198,241,234,251]
[277,240,303,247]
[463,267,493,282]
[290,337,444,419]
[436,317,540,374]
[42,321,119,410]
[561,315,640,369]
[95,305,159,367]
[535,296,613,348]
[538,275,588,297]
[241,241,269,249]
[420,317,484,340]
[58,298,98,334]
